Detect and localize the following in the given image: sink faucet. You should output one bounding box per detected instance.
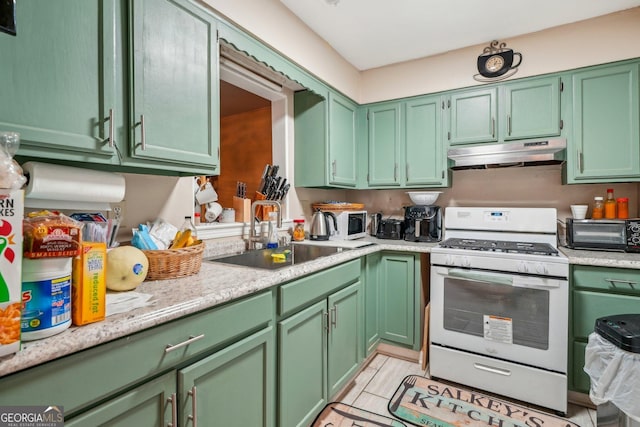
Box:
[249,200,282,250]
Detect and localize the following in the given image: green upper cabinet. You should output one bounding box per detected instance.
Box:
[367,101,402,186]
[294,90,358,188]
[448,88,498,145]
[328,92,358,186]
[501,76,561,140]
[127,0,220,172]
[405,95,448,186]
[566,62,640,183]
[0,0,119,164]
[446,76,562,146]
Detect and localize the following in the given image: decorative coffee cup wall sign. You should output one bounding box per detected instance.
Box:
[474,40,522,82]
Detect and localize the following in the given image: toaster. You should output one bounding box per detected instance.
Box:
[376,219,405,240]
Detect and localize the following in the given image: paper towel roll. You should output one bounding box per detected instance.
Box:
[22,162,125,211]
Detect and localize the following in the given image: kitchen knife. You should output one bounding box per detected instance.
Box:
[258,164,270,193]
[279,183,290,201]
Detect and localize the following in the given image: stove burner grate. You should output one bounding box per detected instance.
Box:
[439,238,559,256]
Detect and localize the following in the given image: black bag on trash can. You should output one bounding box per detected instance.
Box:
[584,314,640,424]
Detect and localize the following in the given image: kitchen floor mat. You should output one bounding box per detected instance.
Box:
[312,402,407,427]
[388,375,580,427]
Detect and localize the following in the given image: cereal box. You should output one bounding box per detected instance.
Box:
[0,189,24,356]
[72,242,106,326]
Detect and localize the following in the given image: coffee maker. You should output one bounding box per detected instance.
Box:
[404,205,442,242]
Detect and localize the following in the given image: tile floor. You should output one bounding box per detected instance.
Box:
[339,354,597,427]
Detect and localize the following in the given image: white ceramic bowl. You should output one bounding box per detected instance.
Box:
[570,204,588,219]
[406,191,442,205]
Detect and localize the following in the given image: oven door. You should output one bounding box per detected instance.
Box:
[430,265,568,373]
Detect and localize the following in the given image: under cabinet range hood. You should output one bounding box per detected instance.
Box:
[447,138,566,169]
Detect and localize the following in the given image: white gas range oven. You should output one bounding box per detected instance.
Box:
[429,207,569,415]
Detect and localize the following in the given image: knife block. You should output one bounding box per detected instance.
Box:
[233,196,251,223]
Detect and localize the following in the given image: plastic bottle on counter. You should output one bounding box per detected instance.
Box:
[617,197,629,219]
[266,211,278,249]
[293,219,306,241]
[180,215,197,240]
[604,189,617,219]
[591,196,604,219]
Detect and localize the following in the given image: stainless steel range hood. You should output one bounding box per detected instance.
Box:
[447,138,566,169]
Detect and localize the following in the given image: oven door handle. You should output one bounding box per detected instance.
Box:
[446,269,513,286]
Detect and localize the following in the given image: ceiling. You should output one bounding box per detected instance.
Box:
[280,0,640,71]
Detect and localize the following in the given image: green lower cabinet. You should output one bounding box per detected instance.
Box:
[569,265,640,393]
[65,372,176,426]
[179,326,274,426]
[278,281,361,427]
[379,253,418,348]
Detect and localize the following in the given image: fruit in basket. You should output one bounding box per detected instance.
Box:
[106,246,149,291]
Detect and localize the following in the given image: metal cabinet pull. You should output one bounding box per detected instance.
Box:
[474,363,511,376]
[605,278,638,289]
[331,160,337,178]
[406,164,410,181]
[330,306,337,328]
[507,114,512,136]
[167,393,177,427]
[138,114,146,150]
[188,386,197,427]
[103,108,114,148]
[324,311,330,332]
[394,163,398,181]
[164,334,205,353]
[491,118,496,138]
[577,150,584,173]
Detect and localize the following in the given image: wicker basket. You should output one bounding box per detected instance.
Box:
[142,242,205,280]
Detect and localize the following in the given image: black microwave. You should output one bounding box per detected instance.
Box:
[566,218,640,252]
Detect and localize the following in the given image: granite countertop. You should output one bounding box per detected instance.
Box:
[0,237,436,378]
[2,236,637,378]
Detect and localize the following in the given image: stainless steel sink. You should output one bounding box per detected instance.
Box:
[204,244,351,270]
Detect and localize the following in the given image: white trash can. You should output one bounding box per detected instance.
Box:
[584,314,640,427]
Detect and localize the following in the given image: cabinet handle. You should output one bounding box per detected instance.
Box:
[394,163,398,181]
[605,278,638,289]
[167,393,177,427]
[164,334,205,353]
[103,108,114,148]
[577,150,584,173]
[491,118,496,138]
[474,363,511,376]
[332,160,337,178]
[188,386,197,427]
[324,310,330,333]
[507,114,511,136]
[138,114,146,151]
[330,306,338,329]
[406,164,410,181]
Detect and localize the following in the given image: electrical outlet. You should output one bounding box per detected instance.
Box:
[109,201,125,221]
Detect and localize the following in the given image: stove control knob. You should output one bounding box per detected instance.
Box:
[461,257,471,268]
[517,261,529,273]
[535,263,548,275]
[445,255,454,266]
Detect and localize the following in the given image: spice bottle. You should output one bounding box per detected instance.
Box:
[591,197,604,219]
[617,197,629,219]
[293,219,305,242]
[604,189,617,219]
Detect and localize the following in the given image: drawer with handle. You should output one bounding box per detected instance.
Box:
[0,291,272,416]
[572,265,640,295]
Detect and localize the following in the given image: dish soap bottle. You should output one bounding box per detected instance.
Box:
[266,211,278,249]
[604,189,617,219]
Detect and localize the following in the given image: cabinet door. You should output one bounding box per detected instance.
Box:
[379,254,415,346]
[278,300,327,427]
[405,95,446,186]
[65,371,175,427]
[1,0,119,163]
[569,63,640,182]
[368,102,402,186]
[179,326,275,427]
[327,281,361,397]
[329,92,358,187]
[364,253,381,355]
[129,0,219,170]
[502,77,561,140]
[449,88,498,145]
